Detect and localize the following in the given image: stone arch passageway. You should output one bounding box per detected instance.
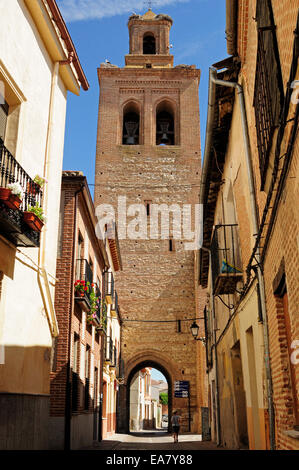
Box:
[127,360,172,434]
[116,351,181,434]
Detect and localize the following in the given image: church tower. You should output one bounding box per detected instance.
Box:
[95,9,203,433]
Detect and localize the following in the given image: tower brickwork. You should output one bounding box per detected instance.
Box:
[95,10,203,432]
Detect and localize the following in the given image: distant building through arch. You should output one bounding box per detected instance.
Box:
[126,360,172,434]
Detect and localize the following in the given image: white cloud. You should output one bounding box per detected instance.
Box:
[57,0,190,22]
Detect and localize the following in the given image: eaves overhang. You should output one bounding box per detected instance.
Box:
[199,60,239,288]
[24,0,89,94]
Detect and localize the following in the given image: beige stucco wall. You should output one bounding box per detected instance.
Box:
[206,86,269,449]
[0,0,69,395]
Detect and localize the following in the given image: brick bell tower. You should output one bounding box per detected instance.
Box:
[95,9,203,433]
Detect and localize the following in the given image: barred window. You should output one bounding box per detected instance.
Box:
[253,0,283,189]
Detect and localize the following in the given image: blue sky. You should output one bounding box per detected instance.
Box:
[151,368,167,383]
[58,0,227,193]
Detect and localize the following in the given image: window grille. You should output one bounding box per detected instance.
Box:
[253,29,275,185]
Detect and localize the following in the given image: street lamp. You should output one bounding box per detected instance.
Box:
[190,321,206,344]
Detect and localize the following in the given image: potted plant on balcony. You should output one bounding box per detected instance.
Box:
[87,287,100,326]
[74,280,90,298]
[87,312,98,327]
[23,203,45,232]
[95,300,107,332]
[4,182,24,209]
[27,175,47,195]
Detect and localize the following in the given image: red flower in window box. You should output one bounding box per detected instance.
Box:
[74,280,90,296]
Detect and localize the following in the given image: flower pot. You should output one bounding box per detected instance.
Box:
[4,193,22,210]
[27,181,41,195]
[0,187,12,201]
[23,211,44,232]
[88,318,97,327]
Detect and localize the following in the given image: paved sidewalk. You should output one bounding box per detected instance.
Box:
[82,431,227,451]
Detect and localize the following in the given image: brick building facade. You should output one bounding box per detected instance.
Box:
[199,0,299,450]
[49,171,122,449]
[94,9,205,433]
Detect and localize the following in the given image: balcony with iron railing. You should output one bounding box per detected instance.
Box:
[111,289,119,317]
[110,345,117,368]
[105,337,113,364]
[94,283,107,334]
[211,224,243,295]
[0,138,43,247]
[103,270,114,304]
[74,259,94,312]
[104,337,117,369]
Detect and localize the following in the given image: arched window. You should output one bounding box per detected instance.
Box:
[123,102,140,145]
[143,34,156,55]
[156,101,175,146]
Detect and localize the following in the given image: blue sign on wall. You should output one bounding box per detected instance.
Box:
[174,381,190,397]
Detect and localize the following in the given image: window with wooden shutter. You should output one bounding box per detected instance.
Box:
[253,0,284,189]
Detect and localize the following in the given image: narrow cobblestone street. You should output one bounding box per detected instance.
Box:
[82,431,227,451]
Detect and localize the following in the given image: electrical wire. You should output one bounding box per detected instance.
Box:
[121,317,204,323]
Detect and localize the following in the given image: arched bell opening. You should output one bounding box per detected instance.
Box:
[143,33,156,55]
[122,102,140,145]
[156,101,175,146]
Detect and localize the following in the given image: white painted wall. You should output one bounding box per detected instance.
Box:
[0,0,70,395]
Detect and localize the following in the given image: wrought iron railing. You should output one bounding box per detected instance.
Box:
[0,138,42,247]
[104,270,114,302]
[211,224,243,295]
[111,346,117,368]
[75,259,93,286]
[105,337,113,363]
[74,259,94,307]
[93,283,107,331]
[112,290,119,314]
[0,137,43,211]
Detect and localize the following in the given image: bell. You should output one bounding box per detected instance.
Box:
[159,121,170,144]
[125,135,136,145]
[124,121,138,145]
[161,133,169,144]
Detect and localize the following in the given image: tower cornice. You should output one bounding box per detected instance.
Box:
[97,67,201,83]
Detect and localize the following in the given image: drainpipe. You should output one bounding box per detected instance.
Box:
[37,61,60,339]
[209,67,275,450]
[39,61,59,267]
[40,53,74,269]
[39,53,75,316]
[201,246,221,446]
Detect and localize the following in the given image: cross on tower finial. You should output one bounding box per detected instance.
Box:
[144,0,155,10]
